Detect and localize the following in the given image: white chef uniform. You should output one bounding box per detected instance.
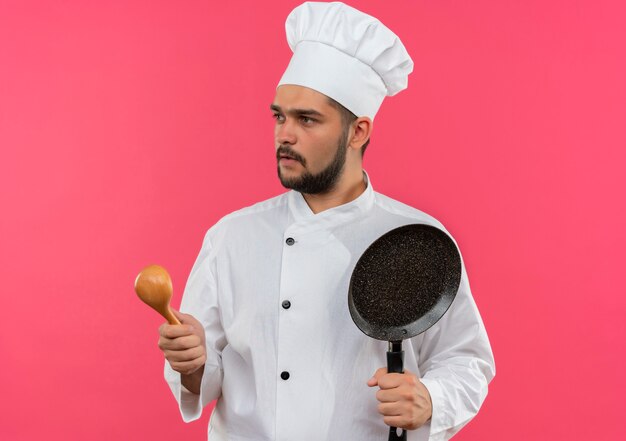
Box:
[164,174,495,441]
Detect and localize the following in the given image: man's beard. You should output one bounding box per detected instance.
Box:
[276,129,349,194]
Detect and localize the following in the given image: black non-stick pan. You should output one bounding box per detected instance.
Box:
[348,224,462,441]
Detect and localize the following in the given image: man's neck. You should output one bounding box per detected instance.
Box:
[301,169,367,214]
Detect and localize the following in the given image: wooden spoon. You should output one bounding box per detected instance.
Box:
[134,264,181,325]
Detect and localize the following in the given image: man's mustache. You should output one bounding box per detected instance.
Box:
[276,145,306,166]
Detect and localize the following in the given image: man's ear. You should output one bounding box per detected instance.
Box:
[349,117,373,151]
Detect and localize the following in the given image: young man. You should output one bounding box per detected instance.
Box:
[158,3,495,440]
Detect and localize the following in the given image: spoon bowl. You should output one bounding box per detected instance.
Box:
[134,264,181,325]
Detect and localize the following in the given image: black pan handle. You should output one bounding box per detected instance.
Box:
[387,340,406,441]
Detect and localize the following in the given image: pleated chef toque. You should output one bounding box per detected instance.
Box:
[277,1,414,120]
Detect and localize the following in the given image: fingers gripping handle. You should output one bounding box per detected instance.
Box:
[387,340,406,441]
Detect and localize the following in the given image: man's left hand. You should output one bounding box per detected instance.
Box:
[367,368,433,430]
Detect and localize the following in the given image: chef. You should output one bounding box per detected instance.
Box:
[158,2,495,440]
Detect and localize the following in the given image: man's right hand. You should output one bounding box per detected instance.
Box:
[158,309,206,393]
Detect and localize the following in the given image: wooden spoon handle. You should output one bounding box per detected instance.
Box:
[163,306,181,325]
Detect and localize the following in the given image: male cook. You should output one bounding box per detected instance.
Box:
[158,2,495,440]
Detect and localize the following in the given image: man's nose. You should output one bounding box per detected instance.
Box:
[275,119,296,145]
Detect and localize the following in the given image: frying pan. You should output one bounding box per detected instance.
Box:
[348,224,462,441]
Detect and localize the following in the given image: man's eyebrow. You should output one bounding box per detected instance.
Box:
[270,104,324,117]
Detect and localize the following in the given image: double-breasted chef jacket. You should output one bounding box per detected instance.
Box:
[165,174,495,441]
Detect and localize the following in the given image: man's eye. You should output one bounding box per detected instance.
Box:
[272,113,284,122]
[300,116,315,124]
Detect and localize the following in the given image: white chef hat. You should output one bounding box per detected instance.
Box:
[277,1,414,120]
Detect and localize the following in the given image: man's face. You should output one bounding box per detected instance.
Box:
[271,85,349,194]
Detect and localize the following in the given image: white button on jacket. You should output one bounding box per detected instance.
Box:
[165,176,495,441]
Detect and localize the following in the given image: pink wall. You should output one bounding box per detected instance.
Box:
[1,1,624,439]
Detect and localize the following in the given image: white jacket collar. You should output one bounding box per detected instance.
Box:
[287,171,375,231]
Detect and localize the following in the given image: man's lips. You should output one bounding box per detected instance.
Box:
[277,146,305,166]
[278,153,302,165]
[279,156,300,166]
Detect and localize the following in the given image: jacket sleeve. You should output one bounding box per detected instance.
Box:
[164,231,227,422]
[416,256,496,440]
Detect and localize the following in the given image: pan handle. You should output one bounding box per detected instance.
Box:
[387,340,406,441]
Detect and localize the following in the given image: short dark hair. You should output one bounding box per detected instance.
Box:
[326,97,370,156]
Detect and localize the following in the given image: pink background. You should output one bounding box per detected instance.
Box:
[1,0,625,439]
